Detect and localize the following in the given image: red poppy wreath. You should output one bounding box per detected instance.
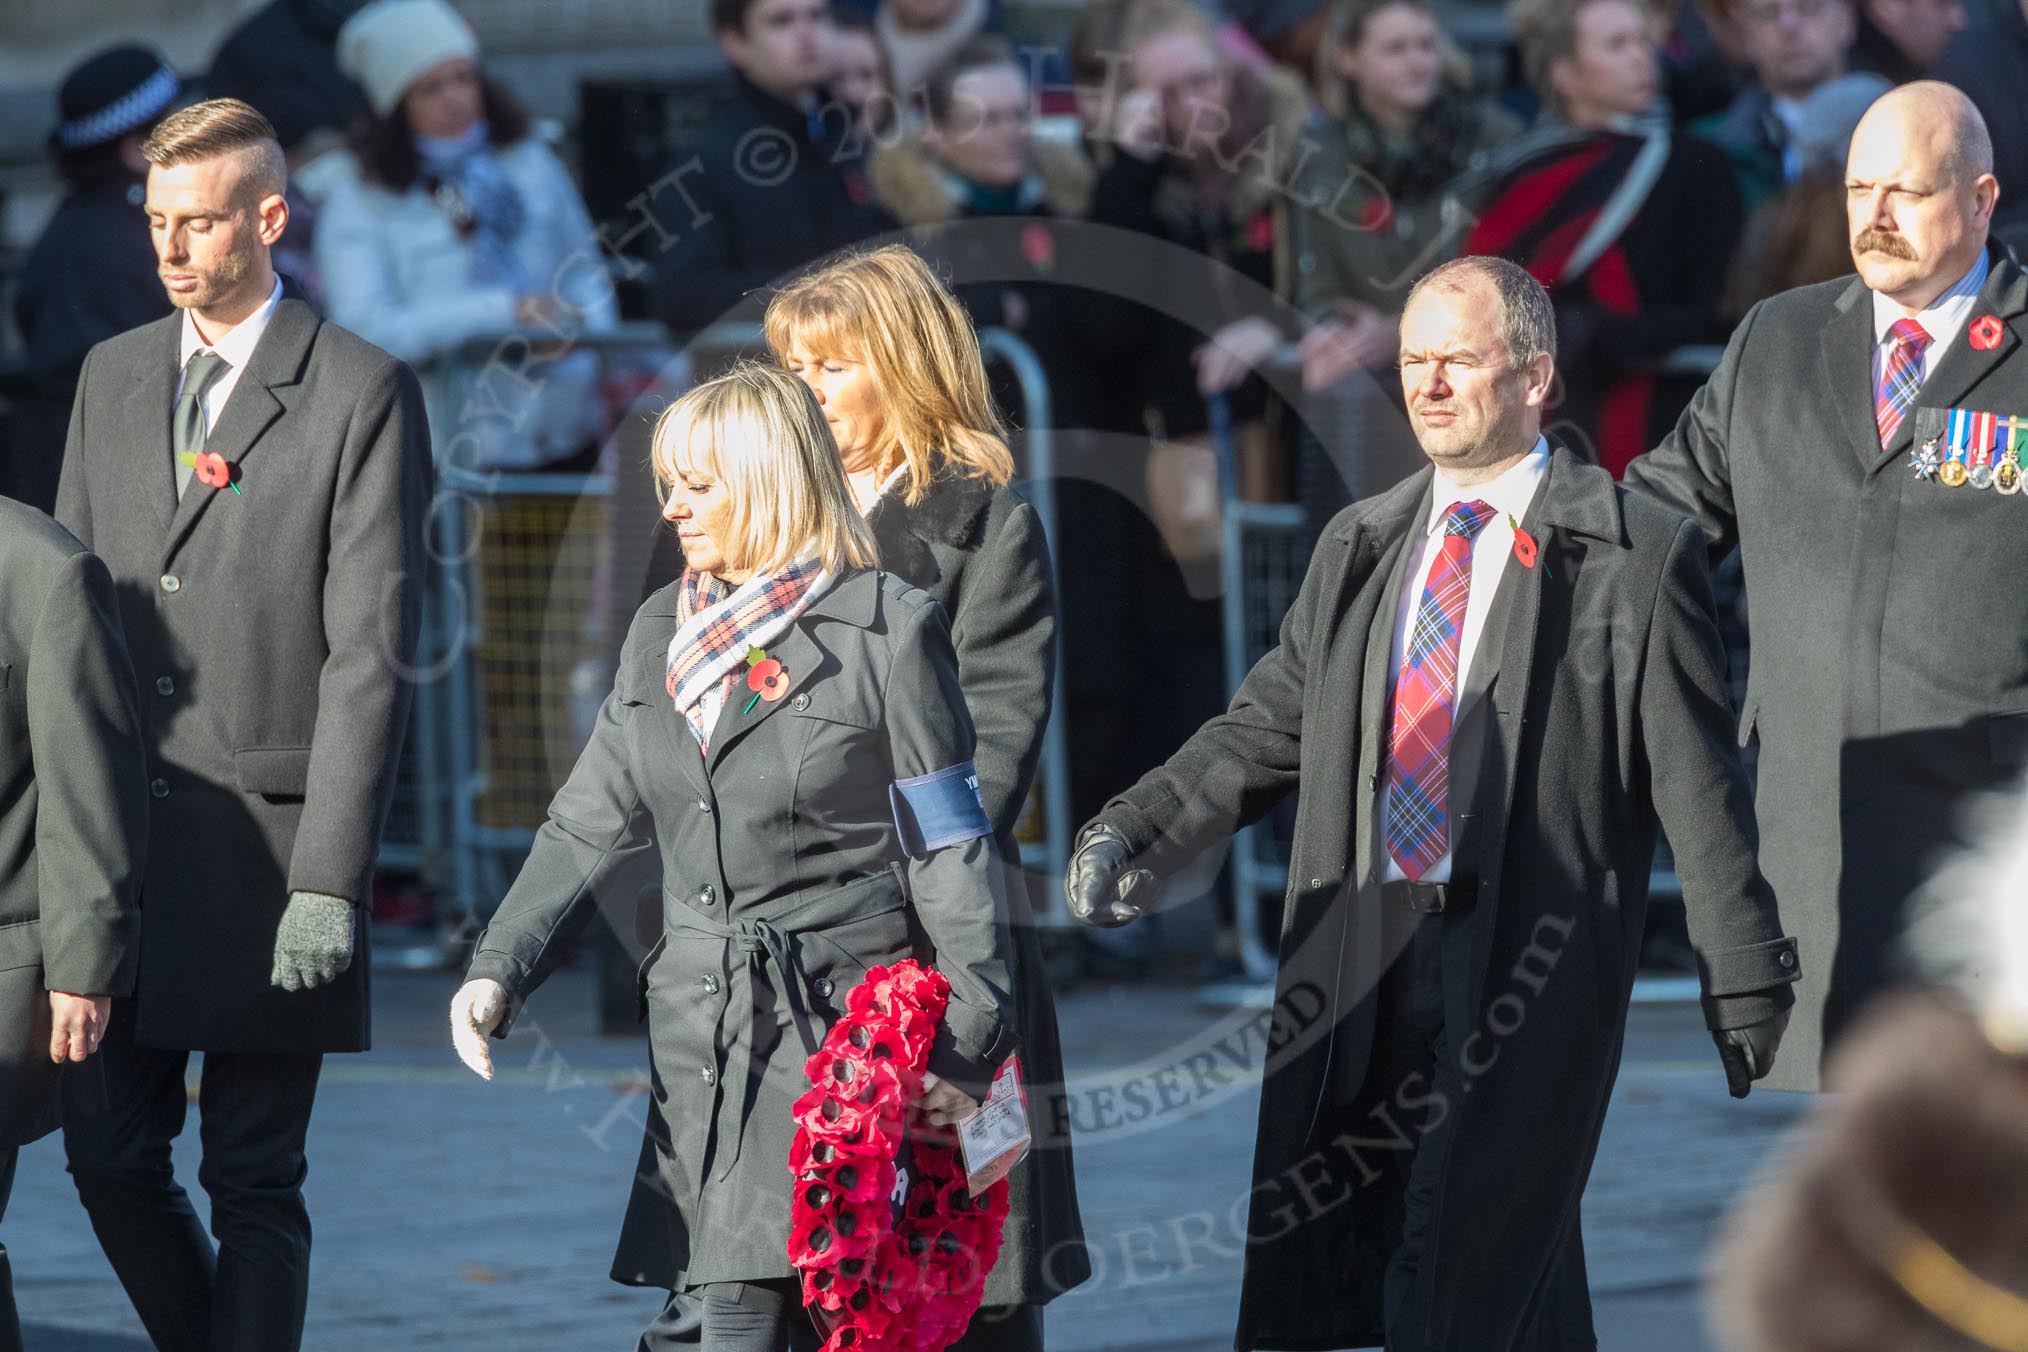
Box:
[787,960,1010,1351]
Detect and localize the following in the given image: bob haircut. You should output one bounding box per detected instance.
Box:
[763,245,1014,507]
[650,362,879,579]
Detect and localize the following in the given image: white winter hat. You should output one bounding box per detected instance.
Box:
[337,0,482,118]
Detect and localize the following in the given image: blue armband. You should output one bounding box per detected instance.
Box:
[889,761,992,858]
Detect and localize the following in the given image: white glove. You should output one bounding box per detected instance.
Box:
[451,978,508,1081]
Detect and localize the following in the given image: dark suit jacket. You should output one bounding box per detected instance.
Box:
[1625,252,2028,1089]
[0,499,148,1146]
[1090,448,1797,1351]
[55,296,431,1054]
[467,568,1016,1292]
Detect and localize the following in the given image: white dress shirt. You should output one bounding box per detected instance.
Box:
[1869,251,1989,392]
[1377,437,1551,884]
[175,277,283,434]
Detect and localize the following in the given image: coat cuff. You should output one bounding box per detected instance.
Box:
[929,1006,1016,1102]
[1697,936,1800,1031]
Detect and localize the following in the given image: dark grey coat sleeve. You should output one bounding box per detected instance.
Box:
[1623,302,1759,563]
[888,598,1019,1096]
[32,548,147,996]
[466,678,656,1029]
[54,351,96,550]
[288,357,431,904]
[1640,516,1799,1028]
[1092,530,1317,874]
[952,498,1056,839]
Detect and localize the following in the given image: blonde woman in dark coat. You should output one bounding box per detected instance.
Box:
[767,246,1087,1351]
[450,364,1017,1352]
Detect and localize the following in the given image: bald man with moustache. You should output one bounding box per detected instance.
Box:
[1626,81,2026,1090]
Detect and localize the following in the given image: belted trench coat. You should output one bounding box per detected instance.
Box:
[467,568,1018,1291]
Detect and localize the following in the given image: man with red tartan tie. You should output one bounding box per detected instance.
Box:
[1063,257,1799,1352]
[1625,81,2028,1090]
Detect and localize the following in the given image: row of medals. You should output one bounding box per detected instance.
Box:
[1915,438,2025,492]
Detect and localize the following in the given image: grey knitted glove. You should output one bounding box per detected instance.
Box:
[270,891,357,992]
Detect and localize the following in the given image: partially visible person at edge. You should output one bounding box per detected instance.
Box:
[450,363,1017,1352]
[1690,0,1857,212]
[651,0,896,333]
[1289,0,1520,394]
[1850,0,1967,84]
[1466,0,1744,478]
[767,244,1088,1350]
[1936,0,2028,255]
[317,0,618,472]
[1624,82,2028,1090]
[8,46,179,513]
[830,12,901,143]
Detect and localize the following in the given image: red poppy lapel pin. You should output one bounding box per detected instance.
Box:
[741,645,789,714]
[1509,514,1549,577]
[178,450,242,495]
[1970,314,2005,352]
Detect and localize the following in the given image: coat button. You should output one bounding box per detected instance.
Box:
[159,574,181,594]
[700,1066,716,1086]
[1779,949,1796,969]
[1309,878,1323,890]
[813,977,835,1000]
[150,777,169,799]
[791,692,810,711]
[696,796,712,813]
[155,676,175,696]
[701,975,720,995]
[696,884,716,907]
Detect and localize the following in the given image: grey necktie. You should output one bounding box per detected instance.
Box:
[173,351,230,499]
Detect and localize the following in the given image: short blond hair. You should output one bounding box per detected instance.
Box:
[650,363,879,579]
[141,97,286,202]
[764,245,1014,507]
[1509,0,1654,112]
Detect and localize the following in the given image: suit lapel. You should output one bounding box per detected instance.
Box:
[124,319,183,535]
[702,573,878,777]
[1350,476,1431,885]
[1893,257,2028,476]
[629,603,711,798]
[164,300,317,562]
[1822,277,1890,475]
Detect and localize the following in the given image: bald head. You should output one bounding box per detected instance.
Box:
[1845,80,1998,311]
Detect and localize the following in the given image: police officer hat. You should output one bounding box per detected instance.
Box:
[52,45,181,153]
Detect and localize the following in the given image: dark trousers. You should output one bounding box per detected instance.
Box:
[1338,903,1467,1352]
[60,1000,324,1352]
[640,1289,1042,1352]
[1,1146,20,1352]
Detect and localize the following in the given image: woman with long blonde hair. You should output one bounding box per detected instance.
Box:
[766,245,1087,1351]
[449,362,1017,1352]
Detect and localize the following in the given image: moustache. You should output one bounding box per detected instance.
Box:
[1854,229,1918,261]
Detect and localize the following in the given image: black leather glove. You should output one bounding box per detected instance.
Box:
[1064,822,1157,928]
[1714,1005,1790,1098]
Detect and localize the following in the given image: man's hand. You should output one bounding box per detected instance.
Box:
[450,979,509,1081]
[1065,823,1156,928]
[49,992,111,1063]
[1194,316,1283,395]
[270,891,357,992]
[1715,1006,1790,1098]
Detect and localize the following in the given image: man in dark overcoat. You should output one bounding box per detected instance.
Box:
[1626,81,2028,1089]
[52,99,429,1350]
[1068,258,1800,1352]
[0,498,149,1352]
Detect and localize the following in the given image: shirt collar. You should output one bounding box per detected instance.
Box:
[1871,251,1990,349]
[180,276,284,374]
[1423,436,1550,537]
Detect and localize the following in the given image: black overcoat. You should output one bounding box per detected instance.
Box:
[0,500,148,1146]
[1626,253,2028,1088]
[54,298,432,1053]
[1094,449,1798,1351]
[467,569,1018,1292]
[866,472,1090,1305]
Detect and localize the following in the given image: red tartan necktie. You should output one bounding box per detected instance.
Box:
[1874,318,1931,448]
[1384,500,1495,881]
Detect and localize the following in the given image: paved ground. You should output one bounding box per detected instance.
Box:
[9,965,1810,1351]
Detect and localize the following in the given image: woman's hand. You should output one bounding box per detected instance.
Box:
[919,1071,981,1128]
[450,978,509,1081]
[1194,316,1283,395]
